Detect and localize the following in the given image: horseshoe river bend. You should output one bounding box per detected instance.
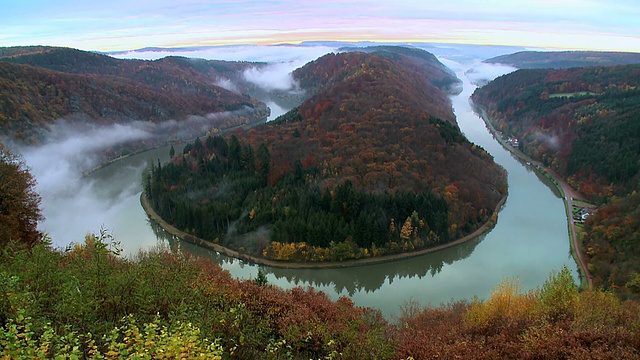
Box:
[26,59,579,320]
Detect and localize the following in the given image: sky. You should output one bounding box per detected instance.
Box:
[1,0,639,52]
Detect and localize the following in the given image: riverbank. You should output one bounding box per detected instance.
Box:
[473,104,593,290]
[141,191,507,269]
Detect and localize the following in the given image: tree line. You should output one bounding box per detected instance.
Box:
[146,134,451,262]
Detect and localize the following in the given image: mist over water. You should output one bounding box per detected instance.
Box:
[265,101,288,121]
[19,122,153,250]
[242,61,303,91]
[17,106,259,252]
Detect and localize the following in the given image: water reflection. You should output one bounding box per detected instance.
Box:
[265,236,483,296]
[148,212,483,296]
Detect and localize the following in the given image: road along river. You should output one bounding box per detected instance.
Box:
[54,61,579,319]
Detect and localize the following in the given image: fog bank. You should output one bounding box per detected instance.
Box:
[19,122,153,251]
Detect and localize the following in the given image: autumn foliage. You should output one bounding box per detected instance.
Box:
[472,64,640,200]
[473,63,640,301]
[4,238,639,358]
[0,47,269,152]
[0,145,42,249]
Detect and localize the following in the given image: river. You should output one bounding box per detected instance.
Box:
[40,59,578,319]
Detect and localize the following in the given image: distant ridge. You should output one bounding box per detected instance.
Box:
[0,46,268,150]
[485,50,640,69]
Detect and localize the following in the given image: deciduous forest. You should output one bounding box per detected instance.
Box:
[0,47,269,163]
[473,64,640,298]
[486,50,640,69]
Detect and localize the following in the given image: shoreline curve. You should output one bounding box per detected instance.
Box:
[472,103,593,290]
[141,191,507,269]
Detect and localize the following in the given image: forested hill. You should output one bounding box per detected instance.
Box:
[147,50,507,263]
[472,64,640,197]
[0,46,268,144]
[339,45,461,93]
[291,50,458,123]
[485,50,640,69]
[254,51,487,193]
[472,64,640,298]
[1,46,263,94]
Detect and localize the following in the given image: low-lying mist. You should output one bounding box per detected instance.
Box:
[242,61,303,91]
[18,122,152,252]
[16,107,258,253]
[463,62,518,86]
[113,45,337,119]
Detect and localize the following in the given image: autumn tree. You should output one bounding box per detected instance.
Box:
[0,145,42,249]
[400,216,413,241]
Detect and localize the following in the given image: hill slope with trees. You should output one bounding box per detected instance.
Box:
[472,64,640,298]
[147,50,507,263]
[485,50,640,69]
[0,47,269,154]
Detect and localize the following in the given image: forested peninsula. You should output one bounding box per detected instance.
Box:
[145,49,508,264]
[472,64,640,299]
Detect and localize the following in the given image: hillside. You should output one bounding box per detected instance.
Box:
[486,50,640,69]
[1,46,269,97]
[472,65,640,197]
[472,64,640,297]
[0,47,269,153]
[340,45,461,93]
[147,50,507,263]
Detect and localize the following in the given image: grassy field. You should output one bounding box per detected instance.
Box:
[573,199,595,208]
[549,91,596,98]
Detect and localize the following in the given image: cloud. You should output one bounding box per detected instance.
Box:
[533,131,560,151]
[214,78,238,93]
[22,120,152,181]
[111,44,337,63]
[18,121,152,250]
[242,61,303,91]
[464,62,517,86]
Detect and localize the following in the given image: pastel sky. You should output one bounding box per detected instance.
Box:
[2,0,639,52]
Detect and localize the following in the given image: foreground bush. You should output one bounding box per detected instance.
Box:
[0,232,392,359]
[392,267,640,359]
[2,232,640,358]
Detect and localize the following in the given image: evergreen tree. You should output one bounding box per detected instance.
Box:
[228,135,242,170]
[257,143,271,185]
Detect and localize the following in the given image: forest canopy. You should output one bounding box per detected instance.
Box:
[472,63,640,298]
